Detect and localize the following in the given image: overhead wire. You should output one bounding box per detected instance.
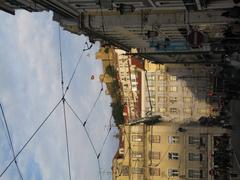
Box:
[120,126,143,179]
[58,25,64,95]
[144,71,153,116]
[0,104,24,180]
[62,99,72,180]
[97,158,102,180]
[65,99,112,159]
[117,127,133,177]
[64,43,86,95]
[64,100,103,180]
[64,41,94,96]
[0,25,112,180]
[82,70,108,127]
[83,88,103,126]
[58,26,72,180]
[97,115,113,158]
[0,25,110,180]
[64,100,98,156]
[0,99,62,177]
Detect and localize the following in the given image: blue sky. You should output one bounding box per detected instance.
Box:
[0,10,118,180]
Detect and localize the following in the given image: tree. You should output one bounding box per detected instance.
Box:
[105,65,116,77]
[111,101,124,125]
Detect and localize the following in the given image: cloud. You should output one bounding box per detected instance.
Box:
[0,10,118,180]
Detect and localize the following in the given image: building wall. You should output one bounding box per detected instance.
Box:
[142,62,218,122]
[0,0,236,63]
[96,47,118,97]
[115,49,143,120]
[112,123,229,180]
[96,47,143,120]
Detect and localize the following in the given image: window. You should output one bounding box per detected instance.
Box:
[189,136,200,144]
[132,152,143,158]
[183,86,193,93]
[169,108,178,113]
[146,97,155,102]
[158,75,165,81]
[148,86,155,91]
[188,170,203,178]
[158,96,167,103]
[149,168,161,176]
[168,136,180,144]
[198,108,209,114]
[158,86,166,92]
[132,167,144,174]
[169,75,177,81]
[131,125,143,133]
[123,84,128,88]
[168,152,179,160]
[145,107,155,113]
[149,151,161,160]
[169,86,177,92]
[132,174,143,180]
[147,74,155,81]
[121,166,129,176]
[183,97,192,103]
[149,135,161,143]
[169,97,177,103]
[168,169,179,177]
[147,90,155,96]
[189,153,203,161]
[159,108,167,113]
[132,135,143,142]
[184,108,192,114]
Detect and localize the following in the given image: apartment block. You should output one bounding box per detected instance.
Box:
[96,47,143,121]
[142,61,218,122]
[112,122,231,180]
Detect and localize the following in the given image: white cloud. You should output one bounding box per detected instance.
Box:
[0,10,118,180]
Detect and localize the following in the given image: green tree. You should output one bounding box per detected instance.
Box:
[105,65,116,77]
[111,101,124,125]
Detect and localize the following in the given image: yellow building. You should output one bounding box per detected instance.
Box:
[96,47,118,97]
[142,61,218,122]
[97,47,143,121]
[112,122,231,180]
[96,46,117,82]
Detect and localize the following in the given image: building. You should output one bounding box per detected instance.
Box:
[142,61,219,122]
[96,46,118,97]
[0,0,238,63]
[115,49,144,121]
[97,48,220,123]
[96,47,144,122]
[112,122,233,180]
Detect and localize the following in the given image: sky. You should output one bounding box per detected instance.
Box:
[0,10,118,180]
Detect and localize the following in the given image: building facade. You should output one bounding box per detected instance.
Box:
[115,49,144,121]
[142,61,219,122]
[112,122,232,180]
[96,47,143,121]
[0,0,238,63]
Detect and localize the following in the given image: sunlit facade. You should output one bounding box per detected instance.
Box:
[142,61,218,122]
[112,122,231,180]
[96,47,142,121]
